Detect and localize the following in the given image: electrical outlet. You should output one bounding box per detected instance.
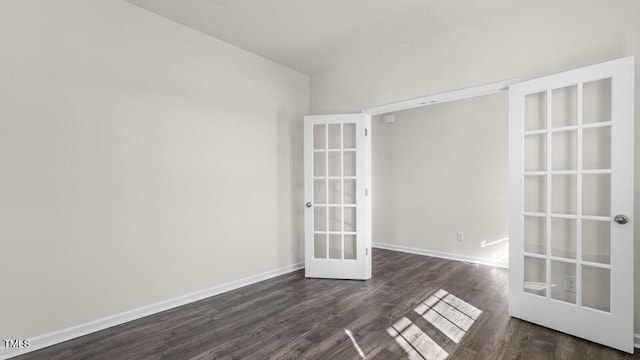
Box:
[456,232,464,242]
[565,276,576,292]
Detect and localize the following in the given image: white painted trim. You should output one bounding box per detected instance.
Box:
[373,242,508,268]
[635,334,640,349]
[0,262,304,359]
[360,78,519,115]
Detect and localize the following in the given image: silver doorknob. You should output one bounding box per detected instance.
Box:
[614,215,629,224]
[306,202,313,208]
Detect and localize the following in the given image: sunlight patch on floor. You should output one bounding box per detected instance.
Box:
[414,289,482,344]
[344,329,366,359]
[386,317,449,360]
[386,289,483,359]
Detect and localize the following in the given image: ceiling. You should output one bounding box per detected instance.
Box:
[125,0,530,74]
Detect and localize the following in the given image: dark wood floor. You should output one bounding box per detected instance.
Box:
[14,249,640,360]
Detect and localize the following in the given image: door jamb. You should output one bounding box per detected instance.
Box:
[360,78,519,115]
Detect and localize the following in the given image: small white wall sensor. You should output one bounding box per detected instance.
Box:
[381,114,396,123]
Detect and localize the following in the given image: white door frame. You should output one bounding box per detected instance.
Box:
[361,79,519,115]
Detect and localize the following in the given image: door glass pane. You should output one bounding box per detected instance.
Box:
[551,175,577,215]
[314,207,326,231]
[552,130,577,170]
[525,92,547,131]
[525,135,546,171]
[309,119,362,266]
[551,260,576,304]
[313,124,326,149]
[314,233,327,259]
[550,218,576,259]
[344,180,356,204]
[583,78,611,124]
[314,152,326,177]
[328,124,341,149]
[524,256,546,297]
[344,235,357,259]
[524,176,546,213]
[582,174,611,217]
[328,179,341,204]
[314,179,327,204]
[582,220,610,265]
[524,216,545,255]
[343,151,356,177]
[328,152,341,177]
[582,126,611,170]
[582,266,610,312]
[343,124,356,149]
[344,207,357,232]
[552,85,578,128]
[329,234,342,259]
[329,207,341,231]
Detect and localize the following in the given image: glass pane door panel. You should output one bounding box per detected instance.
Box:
[328,179,341,204]
[525,135,546,171]
[328,124,341,149]
[344,235,357,260]
[314,179,326,204]
[343,124,356,149]
[524,256,546,297]
[551,218,576,259]
[582,220,611,265]
[344,179,356,204]
[525,176,546,213]
[329,234,342,259]
[583,78,611,124]
[510,59,633,351]
[329,207,341,231]
[314,207,327,231]
[343,151,356,177]
[525,92,547,131]
[552,85,578,128]
[582,266,610,312]
[551,175,577,215]
[582,174,611,217]
[583,126,611,170]
[305,114,370,281]
[313,124,326,149]
[314,233,327,259]
[524,216,546,254]
[552,131,577,170]
[344,207,357,232]
[328,152,341,177]
[314,152,326,177]
[550,260,576,304]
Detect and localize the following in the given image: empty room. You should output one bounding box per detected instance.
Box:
[1,0,639,359]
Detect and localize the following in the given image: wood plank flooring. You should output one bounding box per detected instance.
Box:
[13,249,640,359]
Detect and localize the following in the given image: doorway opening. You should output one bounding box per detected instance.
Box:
[369,90,510,267]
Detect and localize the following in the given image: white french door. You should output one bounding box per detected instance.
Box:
[304,114,371,280]
[509,57,634,352]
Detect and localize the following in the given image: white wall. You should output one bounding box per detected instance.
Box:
[311,0,640,332]
[372,93,509,265]
[0,0,308,339]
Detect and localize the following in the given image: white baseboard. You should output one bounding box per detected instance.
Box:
[1,262,304,360]
[373,242,509,268]
[635,333,640,349]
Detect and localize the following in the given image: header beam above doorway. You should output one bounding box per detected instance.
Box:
[361,78,520,115]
